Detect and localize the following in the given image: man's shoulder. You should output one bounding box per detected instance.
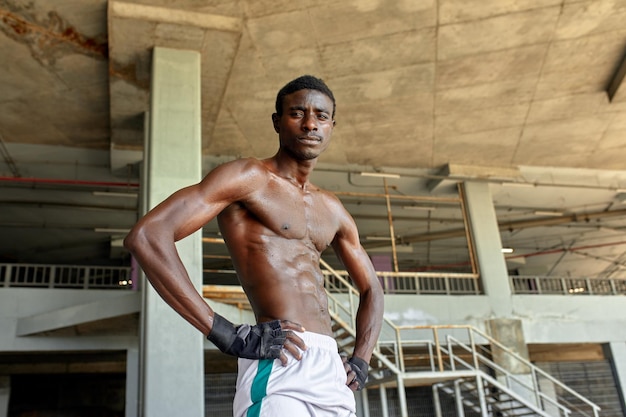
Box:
[201,157,271,197]
[214,157,270,177]
[222,157,263,169]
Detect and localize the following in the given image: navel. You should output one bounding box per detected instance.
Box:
[282,224,290,230]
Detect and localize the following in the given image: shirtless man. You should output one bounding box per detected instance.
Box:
[124,75,384,416]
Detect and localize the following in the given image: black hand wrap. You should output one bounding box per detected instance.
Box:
[348,356,369,390]
[207,313,287,359]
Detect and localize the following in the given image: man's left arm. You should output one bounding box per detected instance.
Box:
[331,206,384,390]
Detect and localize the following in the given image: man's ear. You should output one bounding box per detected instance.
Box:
[272,113,280,133]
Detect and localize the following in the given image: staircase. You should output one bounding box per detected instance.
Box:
[321,259,601,417]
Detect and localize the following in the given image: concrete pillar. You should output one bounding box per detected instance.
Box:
[0,376,9,417]
[487,319,536,407]
[358,389,370,417]
[126,348,140,417]
[462,181,512,315]
[607,341,626,415]
[537,375,560,416]
[140,47,204,417]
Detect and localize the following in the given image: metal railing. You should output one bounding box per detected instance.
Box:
[1,263,133,290]
[427,325,601,417]
[322,268,482,295]
[3,261,626,299]
[511,275,626,295]
[321,259,601,417]
[324,268,626,296]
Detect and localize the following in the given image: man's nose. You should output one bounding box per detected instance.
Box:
[302,113,318,131]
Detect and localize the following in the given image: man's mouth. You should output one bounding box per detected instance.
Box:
[298,135,322,143]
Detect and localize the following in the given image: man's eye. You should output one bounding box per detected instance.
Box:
[318,114,329,120]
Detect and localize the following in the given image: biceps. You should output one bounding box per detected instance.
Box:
[146,186,226,241]
[333,237,376,281]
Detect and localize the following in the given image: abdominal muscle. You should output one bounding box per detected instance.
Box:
[221,232,333,336]
[217,195,337,336]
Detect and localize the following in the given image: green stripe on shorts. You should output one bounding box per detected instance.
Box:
[247,359,273,417]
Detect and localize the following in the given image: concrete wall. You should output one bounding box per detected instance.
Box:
[0,289,138,352]
[2,289,624,352]
[0,288,256,353]
[381,294,626,344]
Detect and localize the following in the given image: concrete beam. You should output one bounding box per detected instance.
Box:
[428,163,521,193]
[16,292,140,336]
[109,1,242,32]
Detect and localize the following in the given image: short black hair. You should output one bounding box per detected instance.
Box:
[275,75,336,117]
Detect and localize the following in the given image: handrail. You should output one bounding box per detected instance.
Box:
[467,326,600,416]
[4,262,625,298]
[394,324,601,417]
[322,267,482,295]
[478,371,555,417]
[321,258,602,416]
[322,267,626,296]
[320,258,403,375]
[1,262,133,290]
[511,275,626,296]
[445,336,570,416]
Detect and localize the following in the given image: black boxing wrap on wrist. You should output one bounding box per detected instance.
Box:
[207,313,287,359]
[348,356,369,390]
[207,313,239,354]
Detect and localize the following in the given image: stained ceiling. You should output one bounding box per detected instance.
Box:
[1,0,626,280]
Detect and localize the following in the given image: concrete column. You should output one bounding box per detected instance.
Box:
[126,348,140,417]
[462,181,512,316]
[537,375,560,415]
[487,319,536,407]
[140,47,204,417]
[607,342,626,415]
[0,376,9,417]
[358,389,370,417]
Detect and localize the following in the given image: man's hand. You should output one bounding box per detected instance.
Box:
[207,313,306,366]
[343,355,369,391]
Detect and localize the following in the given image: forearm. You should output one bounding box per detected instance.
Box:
[126,230,214,335]
[352,286,384,362]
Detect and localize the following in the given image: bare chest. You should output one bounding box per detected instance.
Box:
[242,182,337,251]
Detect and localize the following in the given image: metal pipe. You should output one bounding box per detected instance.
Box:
[333,189,460,203]
[454,380,465,417]
[433,384,443,417]
[434,328,444,372]
[476,374,489,417]
[383,178,399,272]
[379,385,389,417]
[458,183,478,275]
[395,374,409,417]
[0,176,139,188]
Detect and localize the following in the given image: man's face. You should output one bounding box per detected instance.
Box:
[272,89,335,161]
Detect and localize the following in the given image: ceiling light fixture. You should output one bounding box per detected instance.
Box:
[360,172,400,179]
[402,205,436,211]
[534,210,564,217]
[93,191,138,198]
[365,236,392,241]
[501,248,514,254]
[502,182,535,188]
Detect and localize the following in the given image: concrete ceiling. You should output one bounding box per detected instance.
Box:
[1,0,626,280]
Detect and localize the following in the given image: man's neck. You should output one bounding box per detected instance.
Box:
[271,151,318,190]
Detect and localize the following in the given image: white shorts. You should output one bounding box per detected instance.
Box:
[232,331,357,417]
